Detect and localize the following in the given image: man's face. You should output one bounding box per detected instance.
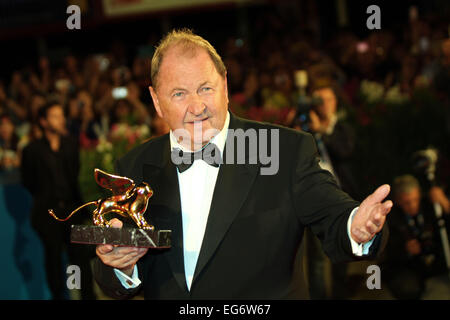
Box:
[42,105,66,135]
[313,88,337,120]
[149,46,229,150]
[396,187,421,216]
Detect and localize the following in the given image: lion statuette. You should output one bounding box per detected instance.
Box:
[48,169,154,230]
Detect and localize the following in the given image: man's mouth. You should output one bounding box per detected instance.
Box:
[188,117,209,123]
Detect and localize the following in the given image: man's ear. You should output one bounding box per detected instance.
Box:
[149,86,163,118]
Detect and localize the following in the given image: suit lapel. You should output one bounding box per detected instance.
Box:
[142,137,188,293]
[192,113,261,286]
[141,113,261,293]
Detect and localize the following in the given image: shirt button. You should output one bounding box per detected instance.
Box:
[126,280,133,286]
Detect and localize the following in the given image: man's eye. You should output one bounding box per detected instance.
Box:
[201,87,212,92]
[173,92,184,97]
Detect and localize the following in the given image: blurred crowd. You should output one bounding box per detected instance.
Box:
[1,8,450,171]
[0,52,168,166]
[1,4,449,300]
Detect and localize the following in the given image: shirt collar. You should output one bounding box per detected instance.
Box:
[169,111,230,154]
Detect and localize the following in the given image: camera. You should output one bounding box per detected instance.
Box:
[412,148,438,184]
[291,70,323,131]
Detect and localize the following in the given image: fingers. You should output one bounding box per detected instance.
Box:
[378,200,393,217]
[97,244,114,255]
[97,246,147,269]
[119,249,148,269]
[372,212,384,227]
[115,248,148,267]
[97,245,135,257]
[351,190,393,244]
[351,227,371,243]
[95,219,148,269]
[352,201,392,243]
[366,220,379,234]
[365,201,391,232]
[109,249,142,267]
[96,219,122,254]
[110,218,123,228]
[365,184,391,206]
[96,244,147,266]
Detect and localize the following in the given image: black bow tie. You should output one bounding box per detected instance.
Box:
[171,143,222,173]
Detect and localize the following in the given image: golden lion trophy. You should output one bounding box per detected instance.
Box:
[48,169,171,248]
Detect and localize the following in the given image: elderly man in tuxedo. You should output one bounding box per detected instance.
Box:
[93,29,392,299]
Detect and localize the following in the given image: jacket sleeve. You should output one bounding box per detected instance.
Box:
[93,257,142,300]
[291,132,388,263]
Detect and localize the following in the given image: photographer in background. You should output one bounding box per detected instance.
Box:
[308,84,359,201]
[309,83,360,299]
[289,75,359,200]
[290,75,359,299]
[384,175,449,299]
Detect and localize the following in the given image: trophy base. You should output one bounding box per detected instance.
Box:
[70,225,171,248]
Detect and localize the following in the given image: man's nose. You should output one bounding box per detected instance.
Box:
[187,94,206,116]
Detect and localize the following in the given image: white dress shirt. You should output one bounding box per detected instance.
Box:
[114,111,373,290]
[171,111,230,290]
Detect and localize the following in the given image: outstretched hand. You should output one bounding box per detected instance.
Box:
[351,184,393,243]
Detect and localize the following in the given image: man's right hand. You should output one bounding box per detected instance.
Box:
[96,218,148,277]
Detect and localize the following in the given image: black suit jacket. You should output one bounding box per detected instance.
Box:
[21,136,84,232]
[94,112,388,299]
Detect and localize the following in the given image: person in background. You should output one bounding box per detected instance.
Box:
[77,90,100,149]
[110,98,135,126]
[27,92,47,140]
[297,83,359,299]
[309,84,359,200]
[262,68,295,110]
[66,92,81,143]
[0,114,20,170]
[126,82,152,126]
[21,102,95,300]
[384,175,449,299]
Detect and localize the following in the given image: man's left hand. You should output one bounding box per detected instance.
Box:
[351,184,393,243]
